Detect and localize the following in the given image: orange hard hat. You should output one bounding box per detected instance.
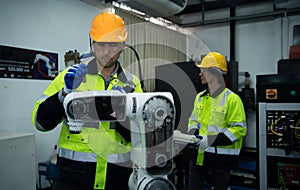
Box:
[197,52,228,72]
[89,11,127,42]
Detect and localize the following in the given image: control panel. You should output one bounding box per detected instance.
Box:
[266,111,300,152]
[257,71,300,189]
[258,103,300,190]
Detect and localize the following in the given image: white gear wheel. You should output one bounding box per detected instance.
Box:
[142,96,175,129]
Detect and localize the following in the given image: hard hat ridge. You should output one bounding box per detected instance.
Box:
[197,52,228,73]
[89,11,127,42]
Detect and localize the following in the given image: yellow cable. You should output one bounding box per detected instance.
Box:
[270,117,282,136]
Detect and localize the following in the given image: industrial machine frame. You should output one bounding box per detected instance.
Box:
[258,102,300,189]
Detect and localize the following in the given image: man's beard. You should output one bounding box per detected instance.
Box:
[98,57,116,68]
[103,61,116,68]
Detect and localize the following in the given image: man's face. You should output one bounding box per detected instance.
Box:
[199,68,209,84]
[199,67,226,87]
[93,42,124,68]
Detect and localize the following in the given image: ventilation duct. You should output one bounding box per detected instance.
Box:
[117,0,188,17]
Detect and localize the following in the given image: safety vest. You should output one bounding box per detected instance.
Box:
[188,88,247,166]
[32,56,143,189]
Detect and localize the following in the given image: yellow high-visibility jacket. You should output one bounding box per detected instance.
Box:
[32,56,143,189]
[188,88,247,166]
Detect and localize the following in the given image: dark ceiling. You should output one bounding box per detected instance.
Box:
[180,0,272,15]
[178,0,300,27]
[104,0,300,27]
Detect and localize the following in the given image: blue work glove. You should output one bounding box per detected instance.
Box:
[112,85,126,93]
[195,135,209,150]
[64,64,88,94]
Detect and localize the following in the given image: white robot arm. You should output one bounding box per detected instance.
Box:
[63,90,199,190]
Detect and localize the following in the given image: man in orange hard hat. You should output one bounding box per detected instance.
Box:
[32,11,143,190]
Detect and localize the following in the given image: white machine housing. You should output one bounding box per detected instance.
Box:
[64,90,177,190]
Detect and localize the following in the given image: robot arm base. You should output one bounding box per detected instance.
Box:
[128,168,176,190]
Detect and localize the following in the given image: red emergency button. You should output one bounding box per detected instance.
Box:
[266,89,277,99]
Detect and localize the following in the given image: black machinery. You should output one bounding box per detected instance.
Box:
[256,72,300,189]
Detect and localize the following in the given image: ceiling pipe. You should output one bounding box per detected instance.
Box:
[181,7,300,27]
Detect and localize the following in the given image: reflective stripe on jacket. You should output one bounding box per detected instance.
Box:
[58,147,130,163]
[188,88,247,166]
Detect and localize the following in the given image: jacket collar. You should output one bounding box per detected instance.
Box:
[210,85,225,98]
[200,85,226,98]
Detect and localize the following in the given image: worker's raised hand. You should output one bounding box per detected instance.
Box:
[112,85,127,93]
[64,64,88,93]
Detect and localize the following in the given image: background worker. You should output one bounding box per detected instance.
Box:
[32,11,143,190]
[188,52,247,190]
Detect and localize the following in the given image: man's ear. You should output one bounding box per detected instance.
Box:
[120,44,125,53]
